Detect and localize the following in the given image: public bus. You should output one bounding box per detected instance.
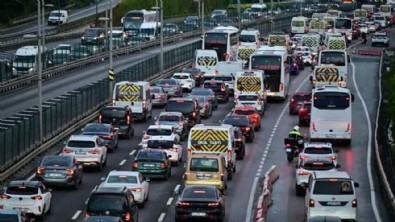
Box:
[318,50,349,86]
[334,18,352,42]
[203,26,239,61]
[249,46,290,100]
[379,5,393,20]
[310,85,354,145]
[121,10,157,36]
[353,9,368,20]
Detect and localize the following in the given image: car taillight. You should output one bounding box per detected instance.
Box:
[187,149,192,156]
[129,187,142,192]
[155,94,163,99]
[234,138,242,142]
[279,83,283,92]
[143,100,146,108]
[132,162,138,168]
[192,112,196,118]
[98,114,102,123]
[125,211,131,221]
[297,170,310,175]
[88,149,101,154]
[245,127,251,131]
[31,195,42,201]
[170,148,177,152]
[286,143,291,147]
[85,211,90,217]
[346,123,351,132]
[352,199,357,207]
[36,167,45,175]
[160,162,167,168]
[112,99,116,105]
[62,148,73,153]
[178,122,183,126]
[309,199,315,207]
[102,134,112,139]
[176,201,191,207]
[66,168,74,176]
[227,150,232,161]
[143,135,150,140]
[1,194,11,200]
[299,155,307,160]
[221,86,225,91]
[291,98,295,102]
[208,202,220,207]
[220,173,224,181]
[330,155,336,160]
[127,115,131,125]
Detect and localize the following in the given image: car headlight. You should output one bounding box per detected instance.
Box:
[93,37,97,40]
[29,68,34,71]
[12,67,16,71]
[82,36,85,39]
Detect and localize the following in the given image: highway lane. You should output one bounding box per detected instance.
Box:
[0,38,200,118]
[2,0,121,35]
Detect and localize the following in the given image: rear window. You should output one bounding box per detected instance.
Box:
[0,215,19,222]
[106,175,138,184]
[223,116,249,127]
[293,94,310,101]
[67,140,96,148]
[204,82,222,91]
[88,195,127,212]
[101,109,126,119]
[151,87,162,93]
[146,128,172,136]
[42,156,71,167]
[190,158,219,172]
[313,180,354,195]
[304,147,332,154]
[158,79,177,85]
[183,187,216,199]
[159,115,180,122]
[84,124,110,133]
[234,109,256,115]
[6,186,38,195]
[173,75,189,79]
[136,151,163,160]
[147,140,174,149]
[167,100,195,113]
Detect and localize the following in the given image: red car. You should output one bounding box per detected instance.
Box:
[289,92,311,115]
[232,105,262,131]
[299,101,311,126]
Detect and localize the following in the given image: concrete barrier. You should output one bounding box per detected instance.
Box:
[254,165,279,222]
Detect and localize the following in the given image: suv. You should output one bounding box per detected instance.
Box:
[99,106,134,139]
[165,98,201,128]
[86,187,139,222]
[82,28,106,45]
[371,32,390,47]
[203,80,230,103]
[302,171,359,221]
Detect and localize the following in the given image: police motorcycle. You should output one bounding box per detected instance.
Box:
[284,127,306,162]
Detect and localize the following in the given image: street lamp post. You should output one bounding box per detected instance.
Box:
[37,0,43,143]
[99,0,113,99]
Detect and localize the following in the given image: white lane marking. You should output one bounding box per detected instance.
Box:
[174,184,181,194]
[129,150,136,156]
[71,210,82,220]
[166,197,174,205]
[119,159,127,166]
[350,60,382,222]
[158,213,166,222]
[245,73,311,222]
[27,173,36,181]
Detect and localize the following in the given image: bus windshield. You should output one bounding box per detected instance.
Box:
[250,56,282,71]
[335,19,352,29]
[313,92,350,110]
[320,51,346,66]
[205,33,227,45]
[292,20,305,27]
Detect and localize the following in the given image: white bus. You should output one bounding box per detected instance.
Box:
[353,9,368,20]
[318,50,349,87]
[310,85,354,144]
[203,26,239,62]
[121,10,157,36]
[334,18,352,42]
[249,46,290,100]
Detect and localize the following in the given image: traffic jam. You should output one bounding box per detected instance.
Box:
[0,2,393,222]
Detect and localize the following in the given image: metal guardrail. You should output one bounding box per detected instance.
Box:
[0,42,199,182]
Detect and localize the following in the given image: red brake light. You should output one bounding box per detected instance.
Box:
[352,199,357,207]
[245,127,250,131]
[330,155,337,160]
[143,135,150,140]
[127,115,131,125]
[85,211,90,217]
[36,167,45,175]
[286,143,291,147]
[187,149,192,156]
[66,168,74,176]
[62,148,73,153]
[143,100,146,108]
[88,149,101,155]
[208,202,220,207]
[192,112,196,118]
[1,194,11,200]
[279,83,283,92]
[227,150,232,161]
[309,199,315,207]
[31,195,42,200]
[102,135,112,139]
[132,162,138,168]
[160,162,167,168]
[125,212,131,221]
[176,201,191,207]
[297,170,310,175]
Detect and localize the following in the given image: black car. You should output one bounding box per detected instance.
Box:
[175,185,225,222]
[82,123,119,152]
[132,149,172,180]
[166,98,201,128]
[294,55,305,71]
[84,216,124,222]
[233,127,246,160]
[86,187,139,222]
[36,155,83,189]
[223,115,255,142]
[181,67,204,86]
[82,28,106,45]
[183,16,199,31]
[190,88,218,110]
[203,80,229,103]
[99,106,134,139]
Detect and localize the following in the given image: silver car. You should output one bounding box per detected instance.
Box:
[371,32,390,47]
[150,86,168,107]
[156,79,183,98]
[154,111,188,140]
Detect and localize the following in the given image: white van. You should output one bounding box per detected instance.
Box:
[112,81,152,122]
[291,16,308,35]
[239,28,260,47]
[47,10,68,25]
[373,14,387,28]
[140,22,160,40]
[194,49,218,80]
[12,46,45,76]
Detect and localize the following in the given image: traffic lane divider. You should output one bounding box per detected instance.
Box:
[358,49,383,56]
[254,165,279,222]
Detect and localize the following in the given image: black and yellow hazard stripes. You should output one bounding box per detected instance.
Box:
[116,84,141,102]
[237,48,256,61]
[197,56,217,67]
[315,67,339,82]
[309,20,327,30]
[302,36,319,47]
[190,129,229,152]
[236,77,262,92]
[268,35,287,46]
[328,40,346,50]
[108,69,115,81]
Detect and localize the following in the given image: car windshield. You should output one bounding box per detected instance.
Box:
[158,79,177,85]
[375,16,385,21]
[158,115,180,122]
[147,140,174,149]
[190,158,219,172]
[106,175,138,184]
[301,162,336,171]
[191,89,212,96]
[42,156,70,167]
[136,151,163,160]
[84,124,110,133]
[146,128,172,136]
[173,75,189,79]
[223,116,249,126]
[238,95,258,101]
[67,140,96,148]
[166,100,194,113]
[234,109,256,115]
[182,187,216,199]
[50,12,62,17]
[151,87,162,93]
[14,55,35,64]
[313,180,354,195]
[0,215,19,222]
[6,186,38,195]
[88,195,127,212]
[304,147,332,154]
[373,34,387,39]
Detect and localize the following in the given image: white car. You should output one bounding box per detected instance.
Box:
[294,46,313,65]
[366,21,378,33]
[295,158,340,196]
[0,181,52,218]
[140,125,180,148]
[171,73,196,91]
[358,24,368,34]
[47,10,68,25]
[155,111,188,137]
[371,32,390,47]
[298,142,339,166]
[53,44,72,55]
[234,93,266,115]
[99,171,149,207]
[145,135,183,166]
[302,171,359,221]
[60,135,108,171]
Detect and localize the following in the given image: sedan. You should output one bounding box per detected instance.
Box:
[191,96,213,118]
[190,88,218,110]
[132,149,172,180]
[163,23,182,36]
[175,185,225,222]
[81,123,119,152]
[47,52,72,66]
[289,92,311,115]
[155,112,188,139]
[36,155,83,189]
[156,79,183,98]
[181,67,204,86]
[223,115,255,143]
[99,171,150,207]
[71,45,93,59]
[171,72,196,91]
[150,86,168,107]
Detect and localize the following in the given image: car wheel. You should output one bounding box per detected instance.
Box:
[139,200,145,208]
[102,157,107,167]
[38,206,46,220]
[97,161,103,172]
[295,184,304,196]
[145,192,149,201]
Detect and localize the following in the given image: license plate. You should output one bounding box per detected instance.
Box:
[326,134,335,138]
[286,148,292,152]
[327,201,341,206]
[75,151,87,154]
[47,173,62,177]
[143,164,155,167]
[191,212,206,217]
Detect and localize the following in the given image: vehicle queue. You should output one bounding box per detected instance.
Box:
[0,3,392,222]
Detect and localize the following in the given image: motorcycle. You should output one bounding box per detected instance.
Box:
[289,63,299,75]
[284,137,304,162]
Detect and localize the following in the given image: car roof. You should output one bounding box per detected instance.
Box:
[313,171,351,179]
[108,171,139,177]
[69,135,98,141]
[8,180,41,187]
[304,142,332,148]
[147,125,173,130]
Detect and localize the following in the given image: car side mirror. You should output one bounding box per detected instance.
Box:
[101,177,106,181]
[354,182,359,188]
[335,164,341,169]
